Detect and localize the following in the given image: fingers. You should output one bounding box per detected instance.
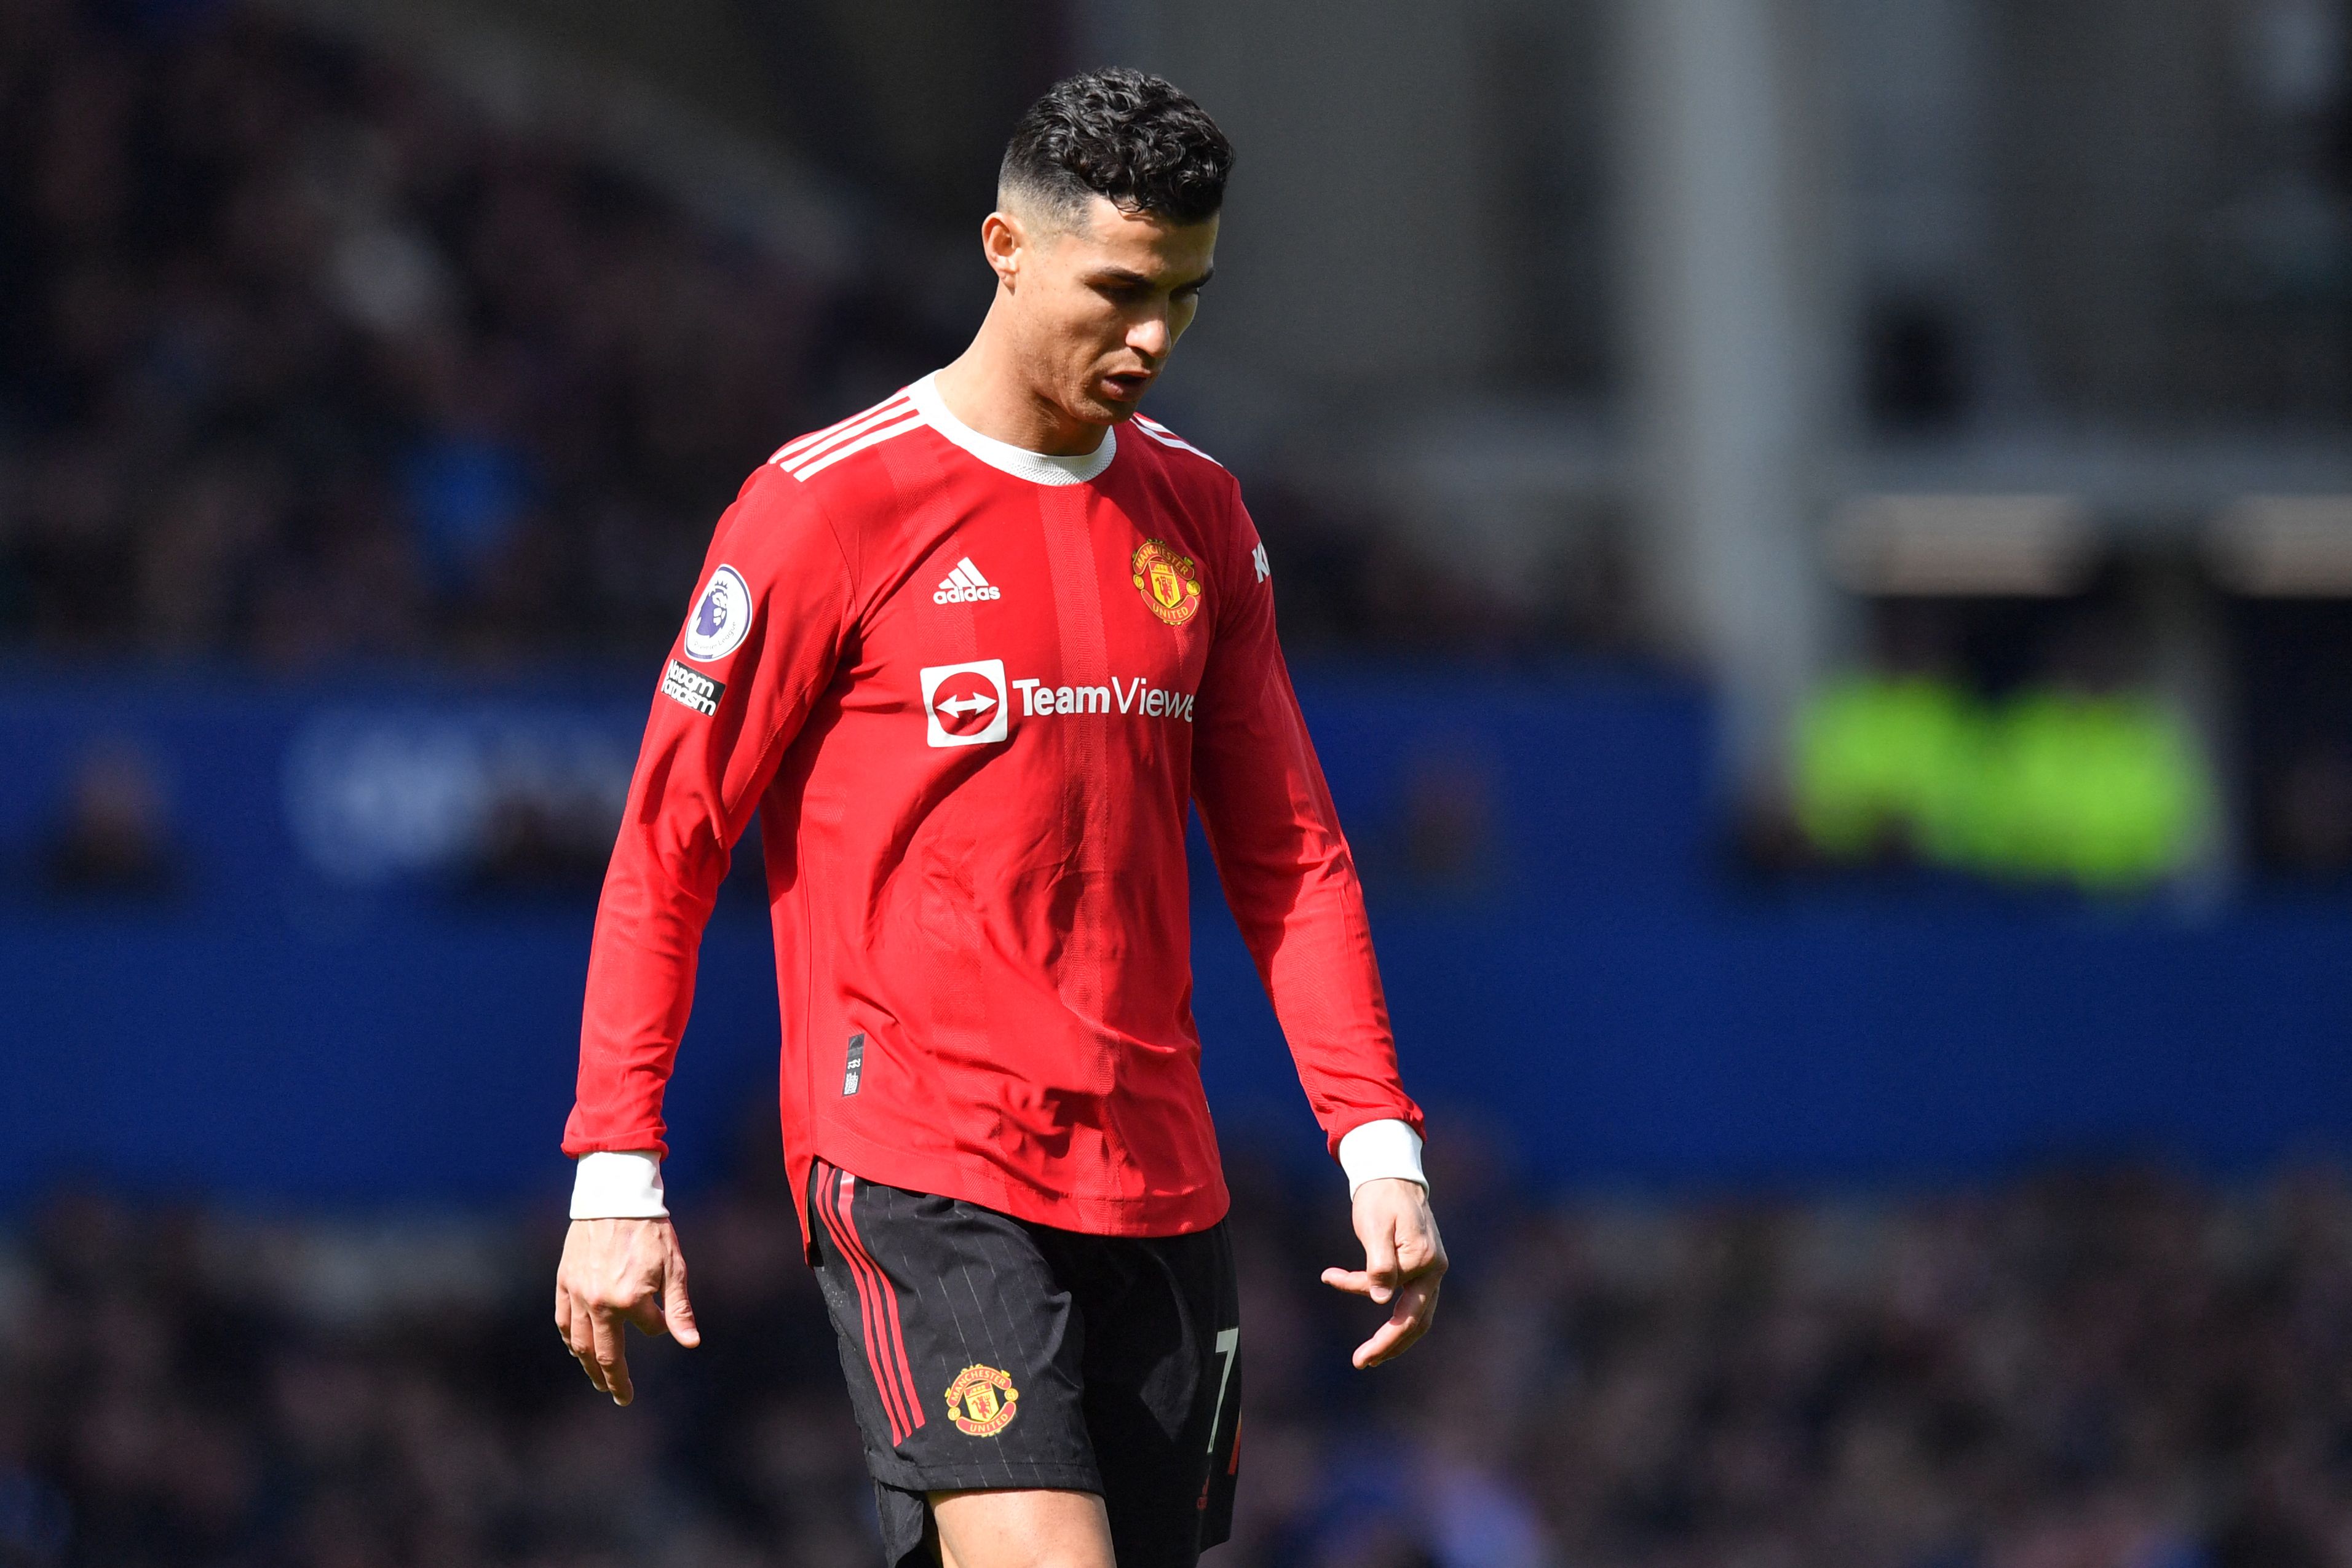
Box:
[1352,1275,1441,1369]
[1392,1213,1441,1275]
[1324,1261,1441,1366]
[662,1249,701,1349]
[590,1304,633,1406]
[1361,1212,1400,1305]
[625,1233,702,1348]
[559,1291,606,1393]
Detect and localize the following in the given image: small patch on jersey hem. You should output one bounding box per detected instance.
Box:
[661,660,725,716]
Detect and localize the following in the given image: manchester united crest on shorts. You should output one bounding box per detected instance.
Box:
[1131,539,1203,627]
[943,1364,1021,1436]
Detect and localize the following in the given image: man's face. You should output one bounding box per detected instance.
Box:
[995,195,1218,428]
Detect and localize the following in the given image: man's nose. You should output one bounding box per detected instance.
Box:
[1127,312,1170,361]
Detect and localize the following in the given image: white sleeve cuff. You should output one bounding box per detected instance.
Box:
[1337,1119,1427,1198]
[569,1150,668,1219]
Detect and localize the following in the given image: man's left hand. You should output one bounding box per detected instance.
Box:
[1320,1177,1447,1368]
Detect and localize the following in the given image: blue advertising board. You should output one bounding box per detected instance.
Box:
[4,661,2348,1210]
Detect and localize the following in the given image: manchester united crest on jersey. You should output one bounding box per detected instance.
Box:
[944,1364,1021,1436]
[1131,539,1203,627]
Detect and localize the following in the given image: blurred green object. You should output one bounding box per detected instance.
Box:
[1793,675,1983,863]
[1792,676,2211,890]
[1973,692,2209,891]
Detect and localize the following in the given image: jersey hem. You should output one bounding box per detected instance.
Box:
[813,1122,1232,1239]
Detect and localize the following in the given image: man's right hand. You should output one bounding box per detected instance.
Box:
[555,1216,700,1405]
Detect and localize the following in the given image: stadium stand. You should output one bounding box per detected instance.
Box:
[9,1143,2352,1567]
[0,0,934,663]
[0,0,1549,667]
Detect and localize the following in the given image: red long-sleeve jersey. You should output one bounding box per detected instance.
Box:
[563,375,1422,1241]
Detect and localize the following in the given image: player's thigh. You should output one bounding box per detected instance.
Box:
[1070,1222,1243,1567]
[931,1486,1114,1568]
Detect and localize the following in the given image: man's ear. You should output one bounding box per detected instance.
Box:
[981,210,1024,288]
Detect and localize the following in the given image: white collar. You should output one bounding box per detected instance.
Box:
[908,373,1117,486]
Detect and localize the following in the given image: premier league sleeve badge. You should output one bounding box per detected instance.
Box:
[683,564,753,663]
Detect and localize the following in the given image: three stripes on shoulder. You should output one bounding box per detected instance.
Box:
[769,394,921,481]
[1129,415,1222,467]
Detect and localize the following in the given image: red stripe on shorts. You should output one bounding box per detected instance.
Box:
[828,1165,928,1437]
[815,1160,916,1443]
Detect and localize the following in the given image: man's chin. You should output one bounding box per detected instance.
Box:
[1069,390,1140,427]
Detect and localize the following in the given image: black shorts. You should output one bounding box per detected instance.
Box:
[805,1157,1242,1567]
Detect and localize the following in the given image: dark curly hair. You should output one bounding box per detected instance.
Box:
[999,68,1233,228]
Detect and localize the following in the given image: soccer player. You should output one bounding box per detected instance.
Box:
[554,69,1445,1567]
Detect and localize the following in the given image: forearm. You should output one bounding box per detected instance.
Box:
[563,845,720,1160]
[1222,853,1425,1158]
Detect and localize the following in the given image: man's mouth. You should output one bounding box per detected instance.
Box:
[1099,370,1154,401]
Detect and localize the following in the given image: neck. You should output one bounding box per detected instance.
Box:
[932,298,1107,457]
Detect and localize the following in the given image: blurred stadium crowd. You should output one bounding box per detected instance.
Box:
[0,0,905,664]
[17,0,2342,897]
[9,1141,2352,1568]
[0,0,1548,668]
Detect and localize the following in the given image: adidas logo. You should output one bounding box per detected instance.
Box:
[933,556,1002,605]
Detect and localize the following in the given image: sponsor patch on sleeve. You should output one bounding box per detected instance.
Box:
[661,659,726,716]
[683,564,753,662]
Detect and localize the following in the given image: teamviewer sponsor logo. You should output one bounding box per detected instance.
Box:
[919,660,1010,748]
[933,557,1002,605]
[1014,676,1194,722]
